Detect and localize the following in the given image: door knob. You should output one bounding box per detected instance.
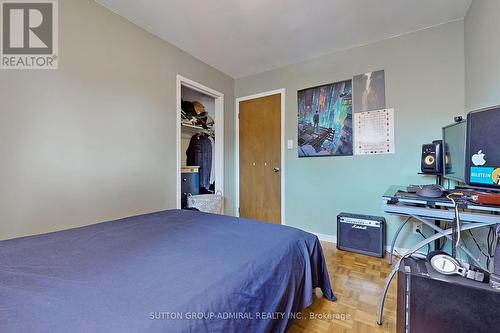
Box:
[273,167,280,173]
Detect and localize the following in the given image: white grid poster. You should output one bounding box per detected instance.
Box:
[354,108,395,155]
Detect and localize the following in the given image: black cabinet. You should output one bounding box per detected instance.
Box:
[181,167,199,209]
[397,257,500,333]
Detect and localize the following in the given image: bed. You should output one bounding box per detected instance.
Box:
[0,209,335,332]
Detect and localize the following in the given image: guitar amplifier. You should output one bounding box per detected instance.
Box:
[337,213,385,257]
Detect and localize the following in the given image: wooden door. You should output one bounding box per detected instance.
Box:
[239,94,281,224]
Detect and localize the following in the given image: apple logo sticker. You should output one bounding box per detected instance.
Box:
[472,150,486,166]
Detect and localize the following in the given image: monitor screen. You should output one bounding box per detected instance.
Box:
[466,106,500,188]
[442,121,466,182]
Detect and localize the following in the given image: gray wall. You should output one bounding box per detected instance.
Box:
[235,21,465,249]
[0,0,235,240]
[465,0,500,110]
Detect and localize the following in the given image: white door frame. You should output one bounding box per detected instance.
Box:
[176,75,224,210]
[235,89,286,225]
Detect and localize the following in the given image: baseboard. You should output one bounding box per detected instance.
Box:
[308,230,409,255]
[310,231,337,244]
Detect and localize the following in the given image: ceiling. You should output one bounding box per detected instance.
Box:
[96,0,472,78]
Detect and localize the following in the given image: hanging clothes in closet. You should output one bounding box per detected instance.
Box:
[208,136,215,191]
[186,133,212,193]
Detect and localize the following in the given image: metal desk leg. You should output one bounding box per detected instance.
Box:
[376,222,489,325]
[376,258,401,325]
[410,215,488,271]
[388,216,411,265]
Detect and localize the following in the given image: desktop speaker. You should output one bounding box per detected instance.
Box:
[337,213,385,258]
[421,140,443,174]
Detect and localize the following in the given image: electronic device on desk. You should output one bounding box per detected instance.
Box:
[337,213,385,258]
[442,118,500,202]
[406,184,432,193]
[465,105,500,190]
[421,140,443,174]
[427,250,488,283]
[468,191,500,206]
[443,118,467,183]
[406,184,423,193]
[416,184,445,198]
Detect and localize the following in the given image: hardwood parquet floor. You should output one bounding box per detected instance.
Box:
[288,242,397,333]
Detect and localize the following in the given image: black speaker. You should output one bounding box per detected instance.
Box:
[397,257,500,333]
[421,140,443,174]
[337,213,385,258]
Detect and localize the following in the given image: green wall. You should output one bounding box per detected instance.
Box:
[465,0,500,111]
[235,20,465,249]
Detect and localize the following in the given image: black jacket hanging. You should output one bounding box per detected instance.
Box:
[186,134,212,192]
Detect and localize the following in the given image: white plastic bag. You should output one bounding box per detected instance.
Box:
[187,192,224,214]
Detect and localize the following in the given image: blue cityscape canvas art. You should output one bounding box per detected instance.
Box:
[297,80,353,157]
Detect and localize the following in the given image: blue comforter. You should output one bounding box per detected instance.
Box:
[0,210,335,332]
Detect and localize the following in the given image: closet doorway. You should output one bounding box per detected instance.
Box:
[176,75,224,211]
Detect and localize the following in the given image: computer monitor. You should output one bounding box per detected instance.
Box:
[442,120,467,183]
[466,105,500,189]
